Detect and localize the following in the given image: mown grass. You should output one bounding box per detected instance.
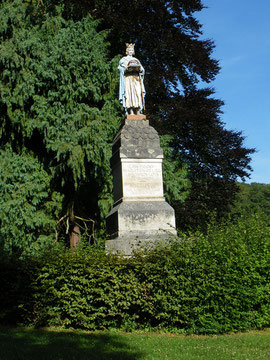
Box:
[0,327,270,360]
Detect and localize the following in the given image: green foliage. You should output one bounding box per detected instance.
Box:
[231,182,270,218]
[0,2,120,187]
[0,0,121,253]
[0,146,62,256]
[161,135,190,203]
[1,214,270,334]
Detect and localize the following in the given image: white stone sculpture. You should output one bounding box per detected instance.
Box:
[118,43,145,115]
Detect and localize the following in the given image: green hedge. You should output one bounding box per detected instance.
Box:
[1,214,270,334]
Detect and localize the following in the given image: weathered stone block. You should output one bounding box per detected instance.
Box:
[107,200,176,238]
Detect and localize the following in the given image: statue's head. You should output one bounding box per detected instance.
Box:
[126,43,135,56]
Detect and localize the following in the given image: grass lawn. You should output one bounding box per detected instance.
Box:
[0,327,270,360]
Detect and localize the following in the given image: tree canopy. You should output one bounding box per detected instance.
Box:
[230,182,270,219]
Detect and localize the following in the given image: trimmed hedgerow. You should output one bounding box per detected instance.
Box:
[0,214,270,334]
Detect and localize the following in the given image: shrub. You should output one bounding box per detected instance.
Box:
[1,214,270,334]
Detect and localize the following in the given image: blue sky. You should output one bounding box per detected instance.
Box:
[196,0,270,184]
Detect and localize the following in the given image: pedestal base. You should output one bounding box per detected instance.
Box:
[106,117,177,256]
[106,200,177,255]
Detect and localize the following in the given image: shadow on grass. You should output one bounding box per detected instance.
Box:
[0,327,143,360]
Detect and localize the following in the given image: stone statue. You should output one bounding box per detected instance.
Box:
[118,43,145,115]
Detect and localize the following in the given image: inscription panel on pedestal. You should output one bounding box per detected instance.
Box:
[122,161,163,198]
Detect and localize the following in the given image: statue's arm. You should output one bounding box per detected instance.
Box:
[118,58,127,74]
[118,58,126,106]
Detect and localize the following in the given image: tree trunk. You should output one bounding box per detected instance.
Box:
[69,202,80,248]
[70,224,80,248]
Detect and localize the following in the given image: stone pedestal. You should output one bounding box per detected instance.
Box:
[106,117,176,255]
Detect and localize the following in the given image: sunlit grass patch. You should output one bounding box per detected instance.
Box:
[0,327,270,360]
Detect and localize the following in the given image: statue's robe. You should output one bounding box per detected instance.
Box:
[118,55,145,113]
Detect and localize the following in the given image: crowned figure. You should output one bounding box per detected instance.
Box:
[118,43,145,115]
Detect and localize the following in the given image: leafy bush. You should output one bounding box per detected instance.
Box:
[1,214,270,334]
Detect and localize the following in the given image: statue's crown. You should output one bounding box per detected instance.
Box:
[126,43,135,54]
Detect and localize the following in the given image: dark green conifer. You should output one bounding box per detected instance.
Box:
[0,1,122,253]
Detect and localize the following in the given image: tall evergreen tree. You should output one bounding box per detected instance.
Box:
[0,1,122,254]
